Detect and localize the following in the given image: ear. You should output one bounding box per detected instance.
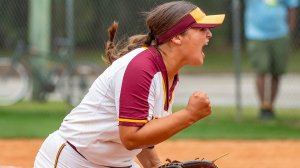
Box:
[170,35,182,45]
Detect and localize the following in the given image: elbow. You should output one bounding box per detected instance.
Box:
[119,125,144,150]
[120,138,140,150]
[123,142,137,150]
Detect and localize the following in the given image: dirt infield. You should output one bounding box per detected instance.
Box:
[0,139,299,168]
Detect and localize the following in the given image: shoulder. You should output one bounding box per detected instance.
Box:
[125,47,162,77]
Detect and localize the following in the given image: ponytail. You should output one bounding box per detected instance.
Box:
[103,22,155,65]
[103,21,119,65]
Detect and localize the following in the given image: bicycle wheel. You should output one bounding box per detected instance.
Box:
[56,62,104,106]
[0,57,30,106]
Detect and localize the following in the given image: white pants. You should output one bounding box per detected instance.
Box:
[34,131,140,168]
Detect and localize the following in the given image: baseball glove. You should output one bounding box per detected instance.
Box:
[158,158,219,168]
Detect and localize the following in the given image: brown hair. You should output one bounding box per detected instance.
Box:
[103,1,197,65]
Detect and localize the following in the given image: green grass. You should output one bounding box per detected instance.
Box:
[172,106,300,140]
[0,101,70,138]
[0,102,300,139]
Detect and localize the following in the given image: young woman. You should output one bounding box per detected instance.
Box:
[34,1,225,167]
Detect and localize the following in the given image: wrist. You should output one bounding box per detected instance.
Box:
[182,108,198,125]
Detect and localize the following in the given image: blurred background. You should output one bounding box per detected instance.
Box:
[0,0,300,119]
[1,0,300,109]
[0,1,300,167]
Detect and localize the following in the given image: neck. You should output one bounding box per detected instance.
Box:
[157,45,182,82]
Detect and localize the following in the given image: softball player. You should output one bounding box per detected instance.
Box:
[34,1,225,167]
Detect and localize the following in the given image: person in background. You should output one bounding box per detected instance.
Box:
[34,1,225,167]
[244,0,299,119]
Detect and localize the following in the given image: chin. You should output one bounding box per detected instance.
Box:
[190,59,204,66]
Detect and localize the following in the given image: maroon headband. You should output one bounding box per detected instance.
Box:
[155,7,225,44]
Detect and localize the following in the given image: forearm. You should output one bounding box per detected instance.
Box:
[120,108,200,149]
[137,148,163,168]
[120,91,211,150]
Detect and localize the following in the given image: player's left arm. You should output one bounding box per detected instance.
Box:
[137,147,163,168]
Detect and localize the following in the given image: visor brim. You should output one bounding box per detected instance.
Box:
[196,14,225,25]
[192,14,225,28]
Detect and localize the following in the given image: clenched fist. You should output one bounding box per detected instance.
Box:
[185,91,211,122]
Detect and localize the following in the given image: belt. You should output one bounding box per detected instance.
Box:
[66,141,86,159]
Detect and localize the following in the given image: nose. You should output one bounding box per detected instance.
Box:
[206,29,212,39]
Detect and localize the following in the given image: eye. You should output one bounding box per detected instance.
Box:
[200,28,208,32]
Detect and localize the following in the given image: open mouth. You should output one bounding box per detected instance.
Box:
[201,43,208,58]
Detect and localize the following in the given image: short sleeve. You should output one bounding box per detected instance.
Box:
[118,53,159,127]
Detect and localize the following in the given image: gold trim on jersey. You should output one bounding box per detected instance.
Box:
[118,118,148,123]
[162,78,167,108]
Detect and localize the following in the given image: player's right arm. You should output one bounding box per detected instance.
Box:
[119,91,211,150]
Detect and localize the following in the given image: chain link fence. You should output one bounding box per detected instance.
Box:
[0,0,299,107]
[1,0,299,60]
[0,0,234,60]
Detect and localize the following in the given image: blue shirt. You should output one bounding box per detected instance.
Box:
[244,0,299,40]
